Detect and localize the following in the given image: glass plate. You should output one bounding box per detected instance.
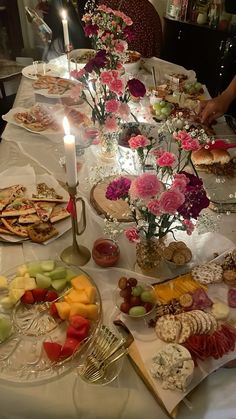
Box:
[0,260,102,384]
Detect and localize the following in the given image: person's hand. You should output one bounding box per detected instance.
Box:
[199,93,231,124]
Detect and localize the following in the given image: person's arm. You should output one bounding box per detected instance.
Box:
[200,75,236,124]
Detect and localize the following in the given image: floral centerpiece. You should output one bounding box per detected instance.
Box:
[105,129,210,272]
[70,4,146,159]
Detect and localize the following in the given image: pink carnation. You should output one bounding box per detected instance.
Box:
[104,115,118,131]
[182,219,195,235]
[114,40,128,53]
[173,130,191,143]
[97,5,113,13]
[109,78,124,96]
[105,98,120,113]
[100,70,114,85]
[181,138,200,151]
[130,173,162,200]
[128,135,150,149]
[124,227,140,243]
[157,151,176,168]
[70,68,86,79]
[159,189,185,214]
[118,102,130,118]
[172,173,189,192]
[147,199,161,216]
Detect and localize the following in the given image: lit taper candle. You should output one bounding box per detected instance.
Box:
[61,9,70,48]
[63,116,77,187]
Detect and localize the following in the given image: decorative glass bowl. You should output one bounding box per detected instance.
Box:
[114,281,157,319]
[0,260,102,384]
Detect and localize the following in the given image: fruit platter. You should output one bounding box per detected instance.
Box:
[111,249,236,416]
[0,260,102,384]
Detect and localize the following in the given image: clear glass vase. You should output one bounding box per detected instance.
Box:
[99,126,119,161]
[136,237,165,273]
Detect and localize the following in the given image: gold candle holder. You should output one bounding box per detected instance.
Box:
[65,44,72,78]
[60,184,91,266]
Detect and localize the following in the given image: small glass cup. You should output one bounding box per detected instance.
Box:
[92,238,120,267]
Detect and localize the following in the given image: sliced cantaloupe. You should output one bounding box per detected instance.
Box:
[84,286,96,304]
[55,301,71,320]
[69,302,98,320]
[71,275,92,290]
[65,289,90,304]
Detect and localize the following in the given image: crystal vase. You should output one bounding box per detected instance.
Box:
[99,126,119,161]
[136,237,165,273]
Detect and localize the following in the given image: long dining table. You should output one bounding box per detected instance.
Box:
[0,58,236,419]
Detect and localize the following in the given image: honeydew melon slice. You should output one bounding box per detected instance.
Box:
[36,273,52,289]
[51,278,67,292]
[27,262,44,277]
[0,318,12,342]
[40,260,55,272]
[66,269,77,282]
[48,267,67,280]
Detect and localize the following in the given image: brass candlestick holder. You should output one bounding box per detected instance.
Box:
[60,184,91,266]
[65,44,72,78]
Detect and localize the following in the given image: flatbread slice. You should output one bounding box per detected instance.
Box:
[18,214,40,224]
[50,205,70,223]
[31,183,66,203]
[28,222,58,243]
[1,218,28,238]
[33,201,56,222]
[0,185,26,211]
[1,198,36,217]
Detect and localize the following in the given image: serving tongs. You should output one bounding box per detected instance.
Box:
[78,323,134,382]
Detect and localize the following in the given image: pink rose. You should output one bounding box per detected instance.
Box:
[172,173,189,192]
[100,70,114,85]
[118,102,130,118]
[105,99,120,113]
[182,219,194,235]
[147,199,161,216]
[130,173,163,200]
[159,189,185,214]
[181,138,200,151]
[104,116,118,131]
[109,78,124,96]
[157,151,176,168]
[124,227,140,243]
[128,135,150,149]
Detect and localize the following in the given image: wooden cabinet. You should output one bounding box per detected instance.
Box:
[162,16,229,97]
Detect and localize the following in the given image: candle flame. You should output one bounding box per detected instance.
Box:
[63,116,70,135]
[61,9,67,20]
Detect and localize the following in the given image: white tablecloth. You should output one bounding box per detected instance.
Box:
[0,61,236,419]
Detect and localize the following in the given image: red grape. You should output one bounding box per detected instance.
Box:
[130,296,142,307]
[120,302,131,313]
[127,277,138,287]
[118,277,128,290]
[120,287,132,299]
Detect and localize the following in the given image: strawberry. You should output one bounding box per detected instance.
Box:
[66,325,89,342]
[45,290,58,302]
[43,341,62,362]
[32,288,47,302]
[60,338,80,359]
[69,315,90,330]
[49,302,59,318]
[21,290,34,305]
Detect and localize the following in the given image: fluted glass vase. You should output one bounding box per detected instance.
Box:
[136,237,165,273]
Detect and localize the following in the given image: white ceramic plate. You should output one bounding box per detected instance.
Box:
[22,63,62,80]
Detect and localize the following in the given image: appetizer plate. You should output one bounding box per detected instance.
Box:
[22,63,62,80]
[0,261,102,384]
